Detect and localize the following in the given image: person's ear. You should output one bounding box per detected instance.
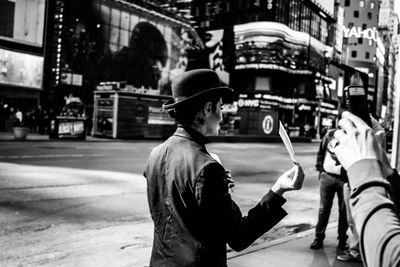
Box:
[203,101,213,117]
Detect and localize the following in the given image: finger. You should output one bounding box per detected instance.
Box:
[285,165,297,175]
[375,130,386,150]
[334,129,346,143]
[370,115,383,132]
[293,165,304,189]
[341,111,370,131]
[338,118,357,134]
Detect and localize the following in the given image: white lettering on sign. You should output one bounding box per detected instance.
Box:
[342,26,377,42]
[349,87,365,96]
[262,115,274,134]
[237,99,260,108]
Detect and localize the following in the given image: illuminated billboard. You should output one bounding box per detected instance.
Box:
[0,48,43,89]
[201,28,234,85]
[57,0,202,95]
[234,22,332,74]
[0,0,45,46]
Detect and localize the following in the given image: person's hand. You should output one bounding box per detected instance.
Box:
[333,111,381,170]
[271,164,305,196]
[370,116,393,177]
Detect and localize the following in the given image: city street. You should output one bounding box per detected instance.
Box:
[0,140,342,266]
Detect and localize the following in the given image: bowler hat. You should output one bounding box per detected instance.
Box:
[162,69,233,110]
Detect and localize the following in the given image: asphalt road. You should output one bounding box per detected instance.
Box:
[0,140,335,266]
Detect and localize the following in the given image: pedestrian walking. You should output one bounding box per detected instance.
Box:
[310,129,348,251]
[143,69,305,267]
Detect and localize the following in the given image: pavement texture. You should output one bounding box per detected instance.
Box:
[0,132,363,267]
[228,225,362,267]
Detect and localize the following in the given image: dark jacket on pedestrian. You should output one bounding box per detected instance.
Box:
[316,129,348,182]
[144,125,287,267]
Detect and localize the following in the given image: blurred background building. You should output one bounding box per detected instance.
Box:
[0,0,46,131]
[0,0,399,140]
[378,0,399,127]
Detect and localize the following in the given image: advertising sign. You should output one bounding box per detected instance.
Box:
[203,28,234,85]
[0,48,43,89]
[148,107,175,125]
[234,22,310,73]
[59,0,202,95]
[0,0,46,46]
[94,98,114,137]
[342,26,378,42]
[58,121,85,135]
[262,115,275,134]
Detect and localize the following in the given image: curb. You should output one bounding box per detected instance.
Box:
[227,222,336,260]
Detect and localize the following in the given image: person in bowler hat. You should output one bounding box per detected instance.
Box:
[143,69,305,267]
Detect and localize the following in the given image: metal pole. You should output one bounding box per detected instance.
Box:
[316,98,322,140]
[391,82,400,169]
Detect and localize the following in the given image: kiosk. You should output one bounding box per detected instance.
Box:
[93,90,175,139]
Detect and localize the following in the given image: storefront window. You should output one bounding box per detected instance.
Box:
[0,0,45,46]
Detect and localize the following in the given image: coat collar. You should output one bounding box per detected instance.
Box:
[173,124,210,146]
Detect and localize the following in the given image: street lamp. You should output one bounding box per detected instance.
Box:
[315,51,332,141]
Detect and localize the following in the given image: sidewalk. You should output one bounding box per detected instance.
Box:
[228,224,362,267]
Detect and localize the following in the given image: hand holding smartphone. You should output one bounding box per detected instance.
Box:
[342,85,372,127]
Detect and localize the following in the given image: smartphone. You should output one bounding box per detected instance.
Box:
[342,85,372,127]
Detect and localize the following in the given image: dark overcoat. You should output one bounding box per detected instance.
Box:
[144,125,287,267]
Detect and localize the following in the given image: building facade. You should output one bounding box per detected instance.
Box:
[44,0,202,136]
[340,0,381,116]
[190,0,348,137]
[378,0,399,126]
[0,0,47,131]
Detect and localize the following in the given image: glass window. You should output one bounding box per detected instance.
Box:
[365,52,370,59]
[351,51,357,57]
[360,1,364,7]
[0,0,46,46]
[354,11,359,18]
[358,38,363,44]
[300,6,311,33]
[348,22,354,28]
[371,2,375,9]
[362,24,367,30]
[275,0,289,24]
[345,0,350,6]
[111,8,121,27]
[289,0,301,31]
[121,11,130,30]
[368,12,372,19]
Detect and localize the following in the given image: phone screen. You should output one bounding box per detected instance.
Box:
[343,86,372,126]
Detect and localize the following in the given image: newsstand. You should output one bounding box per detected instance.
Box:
[49,116,87,140]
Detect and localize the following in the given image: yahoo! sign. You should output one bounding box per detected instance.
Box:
[342,26,378,42]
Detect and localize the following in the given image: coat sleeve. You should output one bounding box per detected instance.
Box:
[348,159,400,267]
[194,161,287,252]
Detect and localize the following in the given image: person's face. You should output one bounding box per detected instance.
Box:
[205,98,223,136]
